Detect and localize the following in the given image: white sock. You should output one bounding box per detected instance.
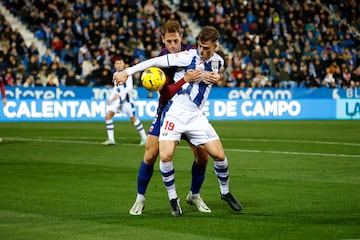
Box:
[159,161,177,200]
[134,119,147,139]
[105,119,114,141]
[136,194,145,202]
[214,158,230,195]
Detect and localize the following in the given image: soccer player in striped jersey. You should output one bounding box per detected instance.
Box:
[129,20,211,215]
[117,26,242,216]
[102,58,147,146]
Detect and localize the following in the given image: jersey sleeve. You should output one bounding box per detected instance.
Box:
[167,51,193,67]
[160,78,186,103]
[125,51,192,76]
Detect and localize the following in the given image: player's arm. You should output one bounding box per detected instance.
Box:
[161,70,203,102]
[114,51,192,85]
[126,51,192,75]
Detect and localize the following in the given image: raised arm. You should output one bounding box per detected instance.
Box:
[161,69,204,103]
[114,51,193,85]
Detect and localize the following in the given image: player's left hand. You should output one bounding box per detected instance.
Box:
[184,69,203,83]
[113,71,128,86]
[202,71,220,84]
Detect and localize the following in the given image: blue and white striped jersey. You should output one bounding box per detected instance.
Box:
[109,72,134,103]
[125,49,224,109]
[175,49,224,108]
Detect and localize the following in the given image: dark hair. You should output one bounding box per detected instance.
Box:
[197,26,219,43]
[161,20,182,35]
[114,57,124,63]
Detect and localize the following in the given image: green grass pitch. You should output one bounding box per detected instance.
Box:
[0,120,359,240]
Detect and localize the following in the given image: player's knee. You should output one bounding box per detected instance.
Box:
[144,149,159,165]
[105,111,114,120]
[144,155,157,165]
[196,154,209,166]
[160,153,173,162]
[212,153,225,162]
[130,116,136,123]
[195,158,208,166]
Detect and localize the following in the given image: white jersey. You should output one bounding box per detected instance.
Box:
[125,49,225,146]
[107,72,136,117]
[173,49,224,109]
[110,71,134,102]
[125,49,224,109]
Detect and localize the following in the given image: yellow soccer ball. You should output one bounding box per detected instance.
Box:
[140,67,166,91]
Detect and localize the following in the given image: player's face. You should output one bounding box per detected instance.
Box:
[162,32,182,53]
[198,41,217,61]
[114,60,125,71]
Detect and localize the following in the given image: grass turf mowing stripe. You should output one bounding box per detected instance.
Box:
[1,121,359,240]
[3,136,360,159]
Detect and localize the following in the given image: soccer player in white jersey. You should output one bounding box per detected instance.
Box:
[102,58,147,146]
[115,26,242,217]
[129,20,211,216]
[129,20,211,215]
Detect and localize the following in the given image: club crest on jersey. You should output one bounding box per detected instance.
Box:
[211,61,219,71]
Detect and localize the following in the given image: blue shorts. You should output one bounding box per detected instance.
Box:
[148,111,161,137]
[148,105,164,137]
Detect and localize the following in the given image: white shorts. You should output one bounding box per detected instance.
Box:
[107,98,135,118]
[159,97,219,146]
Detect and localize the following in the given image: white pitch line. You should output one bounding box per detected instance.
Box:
[221,138,360,147]
[6,136,360,146]
[218,148,360,159]
[4,137,101,145]
[3,137,360,158]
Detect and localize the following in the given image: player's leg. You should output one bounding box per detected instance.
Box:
[102,110,116,145]
[129,114,161,215]
[159,139,181,217]
[129,135,159,215]
[185,142,211,213]
[188,116,242,212]
[202,139,242,212]
[158,105,185,216]
[190,146,209,194]
[130,116,147,145]
[124,101,147,145]
[138,134,159,195]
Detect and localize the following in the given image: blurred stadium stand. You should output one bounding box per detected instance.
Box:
[0,0,359,88]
